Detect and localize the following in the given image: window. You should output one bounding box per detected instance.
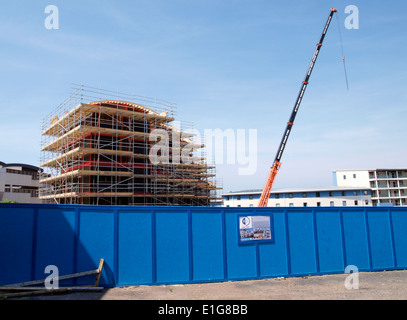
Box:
[249,195,253,200]
[303,203,308,207]
[330,201,334,207]
[341,191,346,196]
[289,193,293,199]
[249,204,254,207]
[354,200,358,206]
[275,194,280,199]
[276,203,280,207]
[365,200,369,205]
[317,202,321,207]
[316,192,320,198]
[353,191,357,196]
[289,203,294,207]
[353,174,357,179]
[329,192,333,197]
[343,175,347,180]
[225,196,229,201]
[302,193,307,198]
[343,201,347,206]
[237,196,241,200]
[364,190,368,195]
[237,205,241,207]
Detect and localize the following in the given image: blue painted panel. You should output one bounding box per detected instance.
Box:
[390,210,407,267]
[191,210,224,281]
[1,204,407,287]
[315,210,344,273]
[258,211,288,277]
[0,207,34,285]
[342,210,370,270]
[287,210,317,275]
[225,210,257,279]
[367,210,395,269]
[34,208,76,283]
[77,209,115,286]
[117,210,153,285]
[155,210,189,283]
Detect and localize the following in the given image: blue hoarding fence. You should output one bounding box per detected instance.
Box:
[1,204,407,287]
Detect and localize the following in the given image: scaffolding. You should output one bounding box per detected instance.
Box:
[39,84,221,206]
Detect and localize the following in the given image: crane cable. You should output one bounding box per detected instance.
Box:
[336,13,349,90]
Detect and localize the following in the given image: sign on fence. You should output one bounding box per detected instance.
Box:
[238,215,274,244]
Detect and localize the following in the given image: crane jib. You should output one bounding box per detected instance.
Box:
[272,10,335,165]
[258,8,337,207]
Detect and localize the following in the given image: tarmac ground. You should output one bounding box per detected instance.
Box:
[9,269,407,300]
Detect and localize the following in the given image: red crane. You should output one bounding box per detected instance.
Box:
[258,8,338,207]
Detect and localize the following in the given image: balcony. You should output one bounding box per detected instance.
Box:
[4,188,39,198]
[6,169,39,181]
[371,193,407,199]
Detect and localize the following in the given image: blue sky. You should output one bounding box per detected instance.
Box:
[0,0,406,192]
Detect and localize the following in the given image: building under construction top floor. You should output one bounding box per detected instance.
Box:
[39,85,221,206]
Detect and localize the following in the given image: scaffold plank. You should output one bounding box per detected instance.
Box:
[42,103,175,136]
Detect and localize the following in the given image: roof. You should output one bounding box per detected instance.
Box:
[333,168,407,172]
[221,186,371,196]
[89,100,163,116]
[1,162,41,172]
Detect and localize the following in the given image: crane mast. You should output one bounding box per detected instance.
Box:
[258,8,337,207]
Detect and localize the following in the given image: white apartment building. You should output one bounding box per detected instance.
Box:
[222,186,371,208]
[333,168,407,207]
[0,162,43,204]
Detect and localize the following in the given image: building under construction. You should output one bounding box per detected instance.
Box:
[39,85,220,206]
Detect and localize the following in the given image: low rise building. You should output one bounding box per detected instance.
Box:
[333,168,407,206]
[0,162,43,204]
[222,186,371,208]
[223,167,407,208]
